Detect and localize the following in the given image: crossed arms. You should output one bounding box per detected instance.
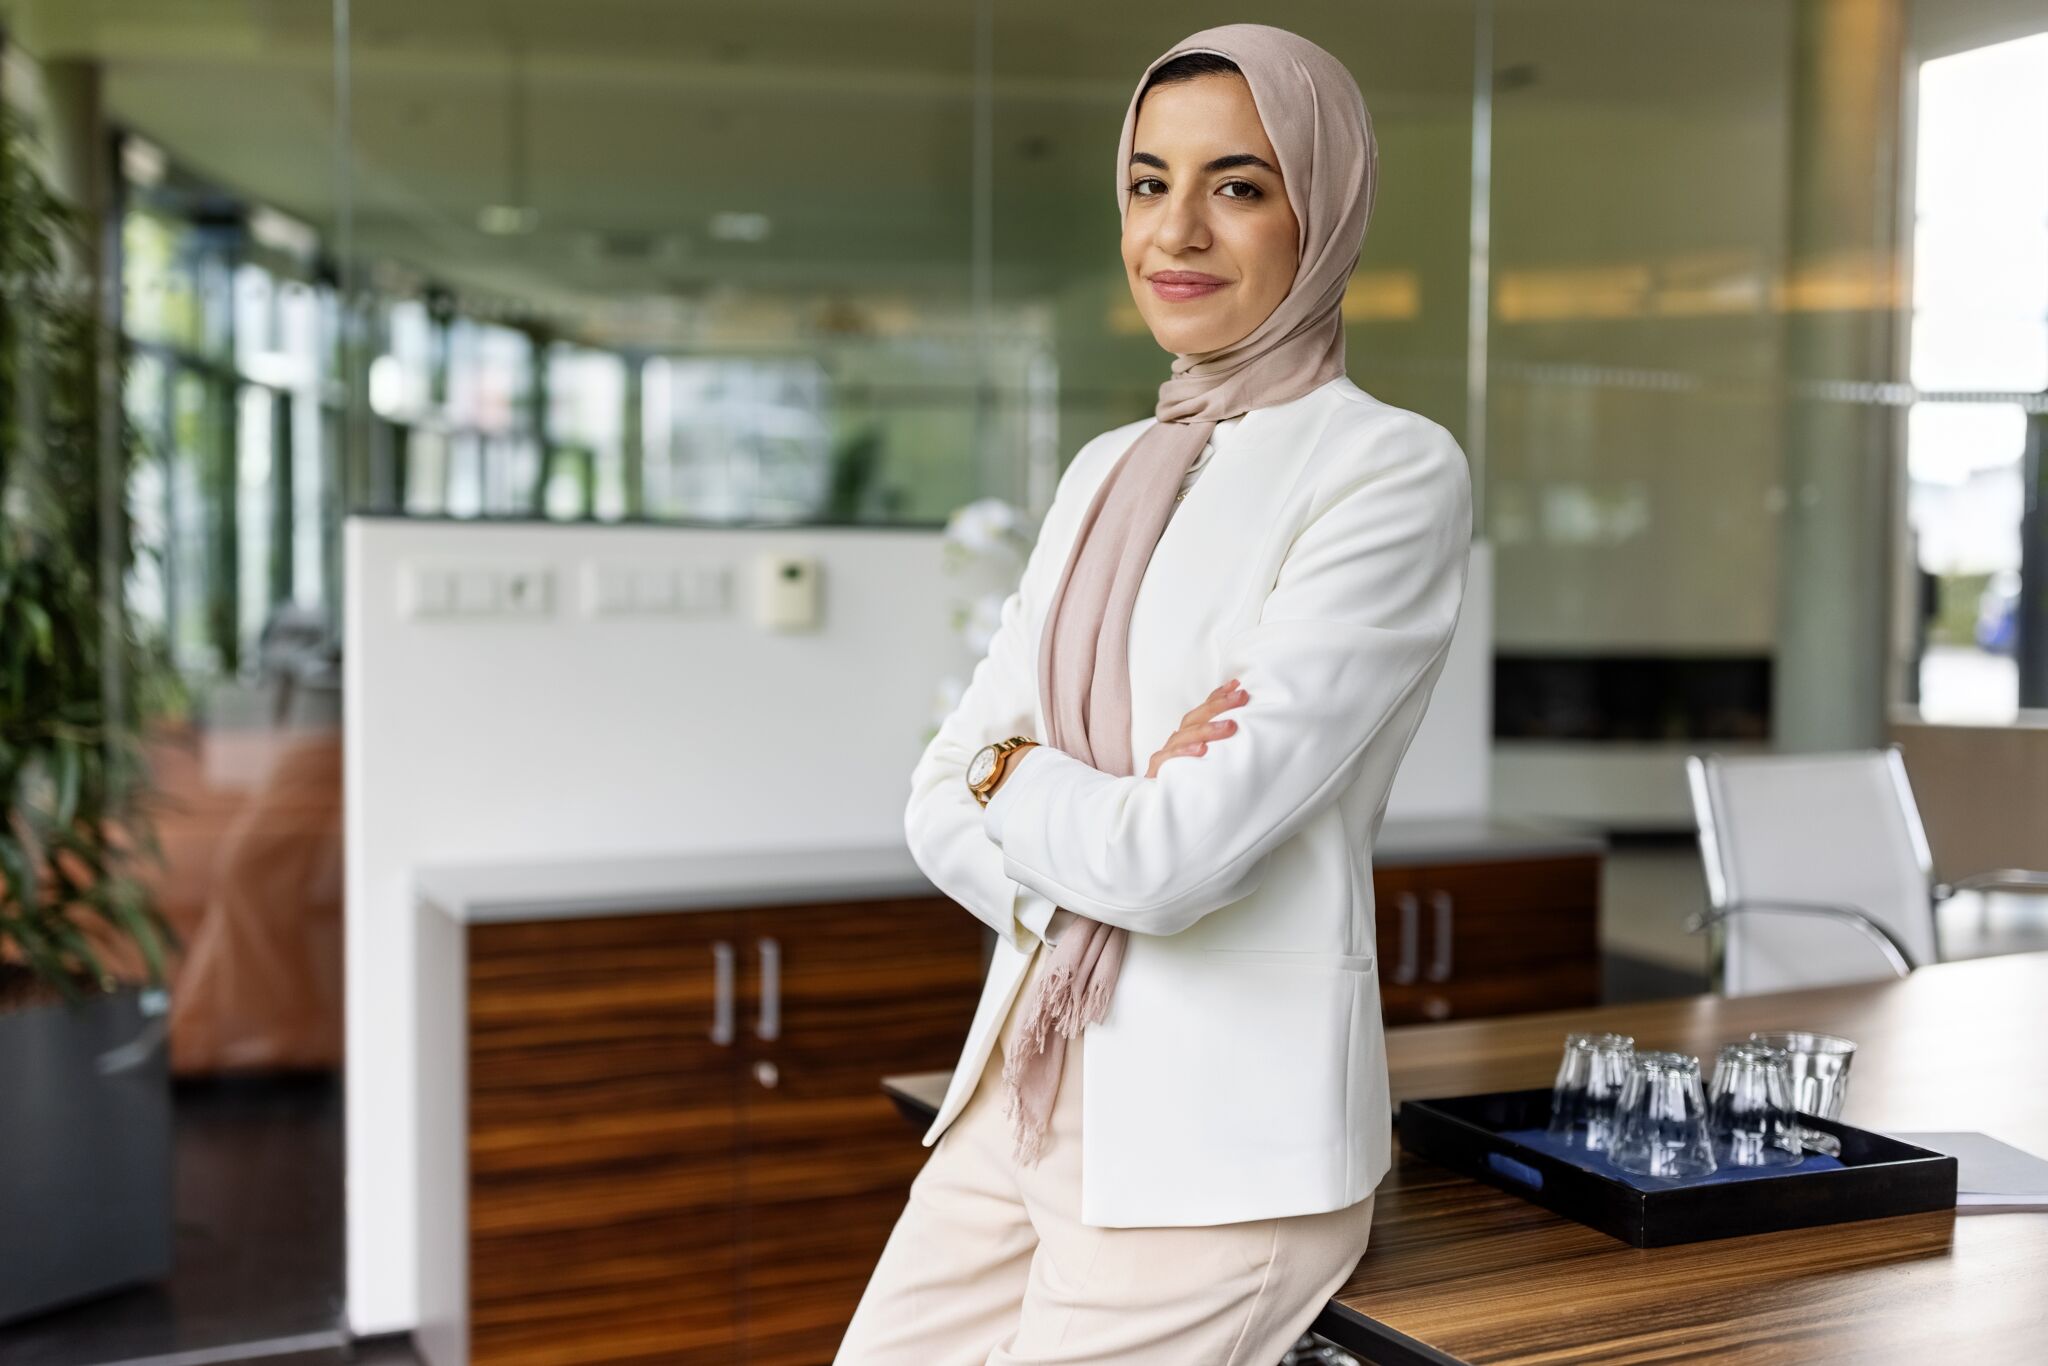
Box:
[903,415,1472,948]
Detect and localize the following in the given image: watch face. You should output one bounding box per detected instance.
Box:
[966,745,997,787]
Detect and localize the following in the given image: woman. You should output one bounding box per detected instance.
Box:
[836,22,1472,1365]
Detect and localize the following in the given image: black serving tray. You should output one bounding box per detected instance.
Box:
[1397,1087,1958,1247]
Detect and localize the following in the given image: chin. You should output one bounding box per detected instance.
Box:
[1145,314,1238,357]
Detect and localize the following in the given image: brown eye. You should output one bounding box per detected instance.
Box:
[1219,180,1262,201]
[1128,177,1164,197]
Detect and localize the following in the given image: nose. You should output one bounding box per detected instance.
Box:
[1151,187,1212,255]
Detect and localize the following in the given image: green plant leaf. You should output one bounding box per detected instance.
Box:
[52,736,81,827]
[0,829,37,915]
[46,914,110,988]
[21,599,53,661]
[2,912,83,1003]
[0,101,180,1004]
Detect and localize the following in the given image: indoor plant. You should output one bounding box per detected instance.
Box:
[0,96,183,1325]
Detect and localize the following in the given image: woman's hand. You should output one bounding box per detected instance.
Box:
[1145,678,1249,778]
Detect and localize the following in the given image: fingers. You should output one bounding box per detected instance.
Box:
[1147,678,1249,778]
[1146,740,1207,778]
[1167,712,1240,751]
[1181,678,1249,728]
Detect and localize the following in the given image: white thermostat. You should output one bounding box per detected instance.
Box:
[755,553,822,631]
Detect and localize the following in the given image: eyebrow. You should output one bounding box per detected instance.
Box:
[1130,151,1278,175]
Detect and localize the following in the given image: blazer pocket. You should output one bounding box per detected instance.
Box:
[1199,946,1376,974]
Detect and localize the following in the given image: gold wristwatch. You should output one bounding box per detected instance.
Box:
[967,736,1039,807]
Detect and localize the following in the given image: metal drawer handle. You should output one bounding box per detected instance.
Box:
[1426,890,1455,983]
[756,936,781,1041]
[1393,891,1420,985]
[711,941,735,1046]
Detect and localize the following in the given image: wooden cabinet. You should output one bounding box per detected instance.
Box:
[734,899,987,1366]
[1373,853,1601,1025]
[414,829,1598,1363]
[466,910,748,1365]
[419,886,986,1366]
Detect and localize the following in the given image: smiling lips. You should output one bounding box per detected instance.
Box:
[1148,271,1230,301]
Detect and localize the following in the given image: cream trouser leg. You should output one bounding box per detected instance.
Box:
[834,939,1377,1366]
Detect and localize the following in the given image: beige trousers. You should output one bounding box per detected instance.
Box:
[834,939,1377,1365]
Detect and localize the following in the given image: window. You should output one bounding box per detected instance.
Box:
[1903,31,2048,722]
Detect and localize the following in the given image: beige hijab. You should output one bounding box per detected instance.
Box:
[1000,22,1380,1166]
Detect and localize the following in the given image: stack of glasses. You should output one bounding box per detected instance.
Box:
[1547,1030,1858,1179]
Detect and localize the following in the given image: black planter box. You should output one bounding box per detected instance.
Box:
[1397,1087,1958,1248]
[0,983,175,1325]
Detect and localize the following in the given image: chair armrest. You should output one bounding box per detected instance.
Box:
[1684,897,1918,978]
[1932,868,2048,901]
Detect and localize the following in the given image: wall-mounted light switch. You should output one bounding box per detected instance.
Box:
[680,566,731,615]
[635,567,680,611]
[502,569,552,617]
[582,561,732,617]
[584,564,634,615]
[404,565,456,618]
[404,564,552,619]
[453,569,499,615]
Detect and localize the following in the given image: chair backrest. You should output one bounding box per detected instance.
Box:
[1686,747,1939,996]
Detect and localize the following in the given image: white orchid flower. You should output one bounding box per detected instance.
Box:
[943,496,1026,557]
[961,591,1009,655]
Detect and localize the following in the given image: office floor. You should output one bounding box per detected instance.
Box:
[4,844,2039,1366]
[0,1070,368,1366]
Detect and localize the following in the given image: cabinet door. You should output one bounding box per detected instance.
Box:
[736,895,988,1366]
[1376,856,1601,1024]
[467,910,748,1365]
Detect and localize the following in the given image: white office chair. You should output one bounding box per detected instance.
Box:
[1683,745,2048,996]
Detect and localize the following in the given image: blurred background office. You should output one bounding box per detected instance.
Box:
[0,2,2043,1364]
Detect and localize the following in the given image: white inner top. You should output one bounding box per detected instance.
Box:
[1173,413,1244,508]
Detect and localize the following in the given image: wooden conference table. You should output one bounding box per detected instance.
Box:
[882,949,2048,1365]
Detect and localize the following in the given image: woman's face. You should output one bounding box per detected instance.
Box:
[1121,72,1300,357]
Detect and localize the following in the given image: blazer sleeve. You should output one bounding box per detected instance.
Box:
[981,416,1473,938]
[901,434,1116,952]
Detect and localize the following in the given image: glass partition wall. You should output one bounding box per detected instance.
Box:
[1482,0,1805,823]
[8,0,2015,1067]
[326,1,1491,533]
[334,1,1000,527]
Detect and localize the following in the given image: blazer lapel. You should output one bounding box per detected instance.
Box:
[1123,390,1331,767]
[1023,383,1339,762]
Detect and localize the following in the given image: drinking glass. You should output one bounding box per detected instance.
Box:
[1748,1031,1856,1156]
[1547,1032,1636,1152]
[1610,1050,1718,1178]
[1708,1042,1803,1167]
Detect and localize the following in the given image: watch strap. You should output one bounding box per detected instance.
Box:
[971,735,1038,806]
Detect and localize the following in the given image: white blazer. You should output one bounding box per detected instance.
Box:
[903,372,1473,1228]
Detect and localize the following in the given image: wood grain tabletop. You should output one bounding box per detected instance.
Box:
[885,949,2048,1365]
